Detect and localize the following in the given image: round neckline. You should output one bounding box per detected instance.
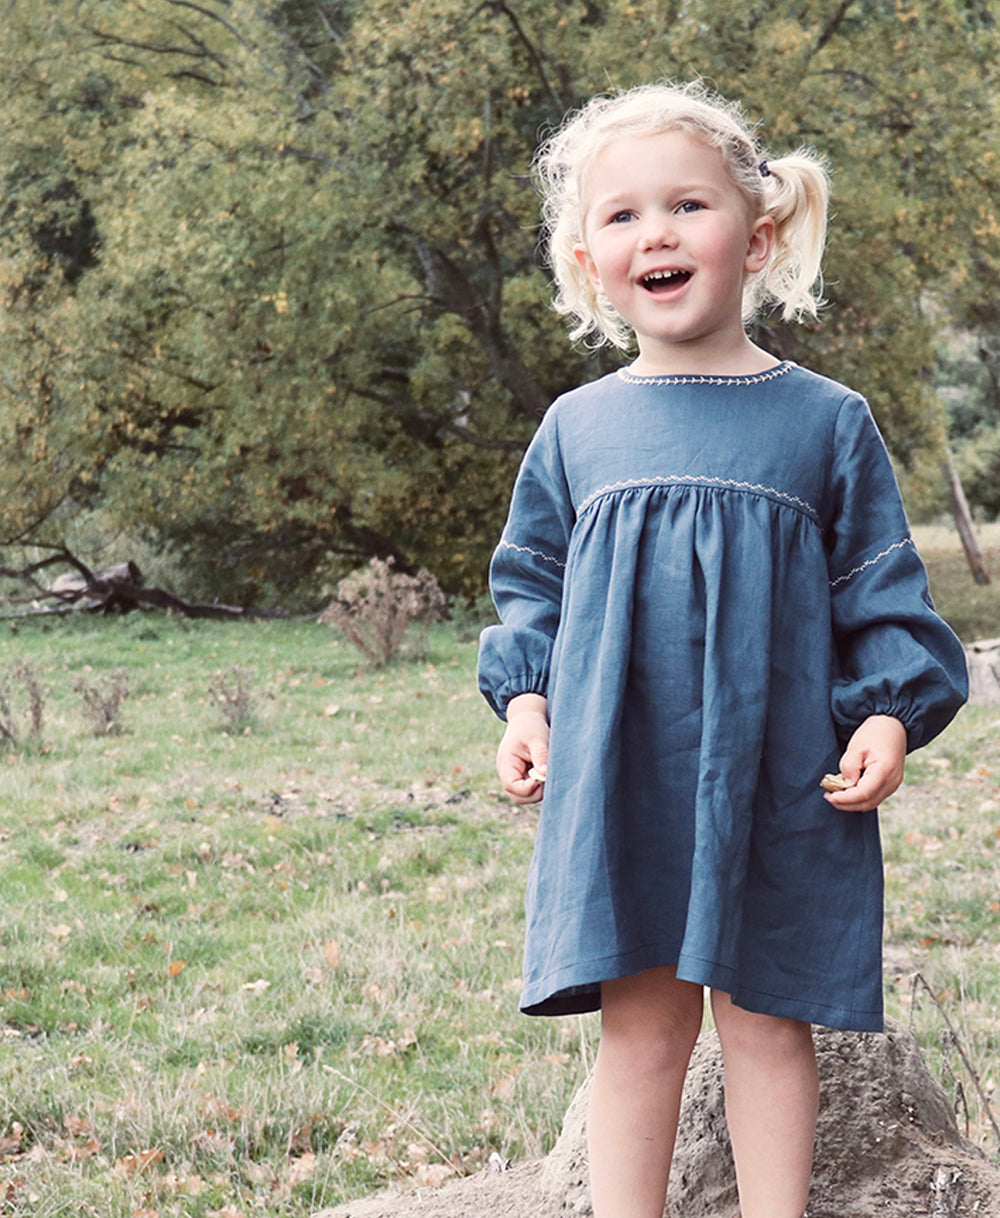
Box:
[616,361,795,387]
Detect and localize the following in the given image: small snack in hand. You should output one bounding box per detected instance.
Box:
[820,772,853,793]
[528,766,547,783]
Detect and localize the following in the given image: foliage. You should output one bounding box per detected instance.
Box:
[935,327,1000,522]
[955,422,1000,520]
[1,0,999,601]
[319,557,447,665]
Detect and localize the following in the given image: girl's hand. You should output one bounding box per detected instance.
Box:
[497,693,549,805]
[824,714,907,812]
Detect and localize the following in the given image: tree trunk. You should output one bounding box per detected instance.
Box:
[941,454,990,585]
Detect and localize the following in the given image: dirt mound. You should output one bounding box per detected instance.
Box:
[315,1018,1000,1218]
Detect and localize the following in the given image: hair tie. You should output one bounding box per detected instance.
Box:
[759,159,771,178]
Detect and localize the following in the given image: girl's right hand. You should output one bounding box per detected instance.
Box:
[497,693,550,804]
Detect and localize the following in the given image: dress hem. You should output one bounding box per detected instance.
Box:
[520,947,884,1033]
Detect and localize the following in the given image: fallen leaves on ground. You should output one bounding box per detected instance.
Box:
[114,1148,165,1177]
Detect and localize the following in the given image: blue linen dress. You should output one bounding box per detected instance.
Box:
[477,361,968,1032]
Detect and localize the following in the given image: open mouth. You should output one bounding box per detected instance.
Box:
[640,269,692,294]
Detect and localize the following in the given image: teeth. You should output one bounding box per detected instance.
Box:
[643,269,684,284]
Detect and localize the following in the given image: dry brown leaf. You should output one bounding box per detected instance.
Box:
[0,1123,24,1159]
[323,939,341,969]
[115,1148,165,1176]
[162,1172,205,1196]
[63,1114,91,1138]
[199,1095,242,1123]
[490,1067,522,1099]
[287,1122,313,1154]
[287,1150,317,1184]
[64,1138,101,1161]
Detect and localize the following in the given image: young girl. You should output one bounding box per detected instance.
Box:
[477,82,969,1218]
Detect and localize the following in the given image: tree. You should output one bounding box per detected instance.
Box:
[1,0,998,606]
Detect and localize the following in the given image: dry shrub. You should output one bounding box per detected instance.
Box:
[74,668,130,736]
[0,661,44,748]
[208,666,257,731]
[318,558,446,666]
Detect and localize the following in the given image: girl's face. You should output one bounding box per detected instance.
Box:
[574,129,774,375]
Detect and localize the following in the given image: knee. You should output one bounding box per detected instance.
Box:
[711,992,813,1066]
[598,1018,701,1083]
[599,970,704,1075]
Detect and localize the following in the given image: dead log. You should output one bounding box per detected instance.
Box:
[5,558,267,620]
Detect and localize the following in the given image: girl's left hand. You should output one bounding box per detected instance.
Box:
[824,714,907,812]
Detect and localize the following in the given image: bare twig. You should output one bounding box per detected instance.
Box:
[909,971,1000,1148]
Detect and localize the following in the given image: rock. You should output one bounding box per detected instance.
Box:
[538,1018,1000,1217]
[967,639,1000,706]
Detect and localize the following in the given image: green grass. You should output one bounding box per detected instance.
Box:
[915,520,1000,643]
[0,616,582,1215]
[0,570,995,1213]
[881,701,1000,1155]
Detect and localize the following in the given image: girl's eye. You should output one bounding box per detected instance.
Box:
[677,200,704,214]
[609,210,635,224]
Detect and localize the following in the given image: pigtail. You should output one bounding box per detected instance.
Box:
[754,151,829,323]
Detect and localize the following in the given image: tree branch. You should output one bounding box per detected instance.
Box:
[414,239,550,418]
[475,1,565,114]
[0,546,96,589]
[86,26,229,70]
[814,0,857,56]
[163,0,253,52]
[441,420,526,452]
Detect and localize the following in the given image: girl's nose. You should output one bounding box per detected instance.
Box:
[638,212,678,251]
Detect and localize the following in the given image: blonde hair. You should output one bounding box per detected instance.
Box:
[535,82,829,350]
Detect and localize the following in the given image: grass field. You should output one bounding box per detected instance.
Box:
[0,532,996,1215]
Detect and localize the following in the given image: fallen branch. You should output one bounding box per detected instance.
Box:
[0,553,276,620]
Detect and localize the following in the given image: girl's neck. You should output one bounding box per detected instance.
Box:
[627,337,780,380]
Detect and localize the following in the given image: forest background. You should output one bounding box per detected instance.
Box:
[2,0,1000,611]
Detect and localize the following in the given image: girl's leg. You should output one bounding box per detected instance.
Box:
[588,966,703,1218]
[710,990,818,1218]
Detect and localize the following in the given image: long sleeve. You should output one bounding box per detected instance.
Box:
[478,412,575,720]
[825,395,968,752]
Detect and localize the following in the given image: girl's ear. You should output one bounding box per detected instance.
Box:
[745,215,775,274]
[574,243,603,292]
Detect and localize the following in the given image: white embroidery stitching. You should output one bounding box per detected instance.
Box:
[829,538,915,588]
[497,539,566,569]
[616,363,794,387]
[577,475,818,520]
